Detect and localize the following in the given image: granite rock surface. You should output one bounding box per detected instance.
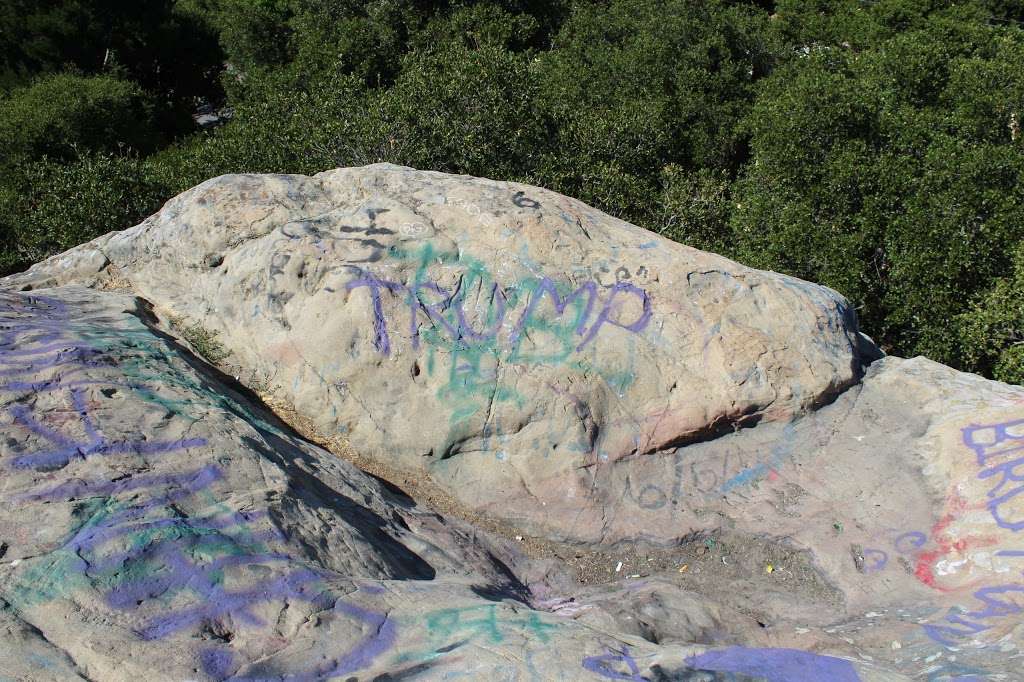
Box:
[5,165,1024,680]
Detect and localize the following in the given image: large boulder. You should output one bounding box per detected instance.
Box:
[5,165,1024,680]
[0,285,923,681]
[0,286,702,680]
[5,164,870,543]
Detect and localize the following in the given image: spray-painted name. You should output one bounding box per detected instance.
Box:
[346,260,652,358]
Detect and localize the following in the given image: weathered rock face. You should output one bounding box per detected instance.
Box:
[0,286,923,682]
[0,287,711,680]
[5,165,870,543]
[5,165,1024,681]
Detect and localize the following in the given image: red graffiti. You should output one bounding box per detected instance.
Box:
[912,493,999,591]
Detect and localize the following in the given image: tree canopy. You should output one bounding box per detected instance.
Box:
[2,0,1022,383]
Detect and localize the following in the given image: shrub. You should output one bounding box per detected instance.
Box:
[0,73,158,166]
[0,153,168,273]
[958,242,1024,385]
[375,43,545,179]
[531,0,772,223]
[733,10,1024,369]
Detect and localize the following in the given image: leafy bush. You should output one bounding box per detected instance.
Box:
[0,153,168,271]
[0,73,157,166]
[1,0,222,128]
[958,242,1024,384]
[732,7,1024,372]
[375,43,545,179]
[530,0,772,222]
[145,68,373,192]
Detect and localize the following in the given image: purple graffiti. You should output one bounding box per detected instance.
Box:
[0,297,107,389]
[346,270,464,355]
[20,461,381,668]
[299,599,397,680]
[344,271,406,355]
[893,531,928,554]
[19,463,222,503]
[17,459,311,638]
[107,543,294,608]
[4,290,403,675]
[6,388,206,469]
[964,419,1024,467]
[923,584,1024,647]
[0,293,170,394]
[996,549,1024,558]
[862,548,888,572]
[454,283,508,342]
[21,461,389,678]
[201,649,235,679]
[23,464,313,642]
[0,341,99,363]
[32,466,226,561]
[963,419,1024,531]
[347,268,652,357]
[0,342,103,376]
[978,457,1024,532]
[4,293,400,679]
[138,568,326,640]
[406,278,459,347]
[684,647,860,682]
[1,375,144,394]
[573,281,651,352]
[582,645,647,681]
[27,463,283,561]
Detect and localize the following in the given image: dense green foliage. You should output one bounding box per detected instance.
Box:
[0,73,157,163]
[1,0,1021,383]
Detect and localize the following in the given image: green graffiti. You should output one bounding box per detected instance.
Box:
[3,490,275,610]
[396,604,558,662]
[387,244,596,426]
[8,549,89,607]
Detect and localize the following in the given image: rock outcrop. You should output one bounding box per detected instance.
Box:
[4,164,1024,680]
[6,165,871,542]
[0,287,699,680]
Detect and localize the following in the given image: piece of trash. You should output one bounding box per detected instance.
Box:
[722,556,728,565]
[765,563,774,574]
[891,640,902,650]
[628,574,641,578]
[678,564,689,573]
[515,535,523,541]
[615,561,623,572]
